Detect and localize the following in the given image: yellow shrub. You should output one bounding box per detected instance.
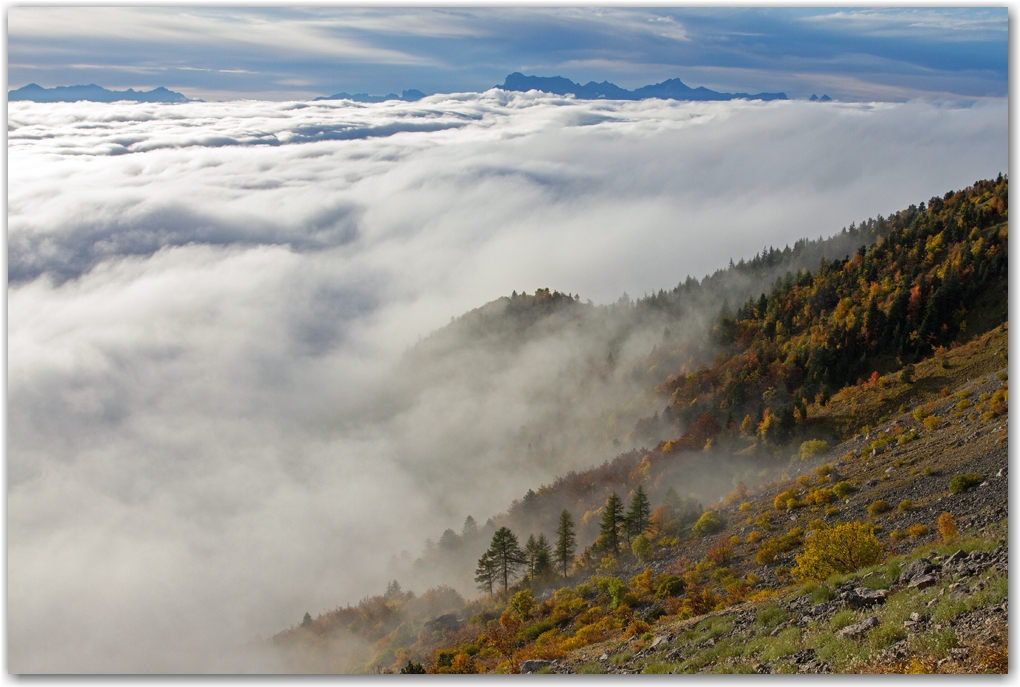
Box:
[889,529,906,542]
[913,406,932,421]
[923,415,942,431]
[738,502,752,511]
[906,524,929,538]
[937,512,959,541]
[792,522,883,581]
[773,489,800,510]
[806,488,835,505]
[800,439,830,460]
[746,531,763,544]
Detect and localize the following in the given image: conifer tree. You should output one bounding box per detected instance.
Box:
[524,534,541,577]
[624,485,652,540]
[599,492,625,555]
[484,527,526,592]
[534,534,552,578]
[555,510,577,578]
[474,551,496,595]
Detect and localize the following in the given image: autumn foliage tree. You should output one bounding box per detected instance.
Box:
[793,521,883,581]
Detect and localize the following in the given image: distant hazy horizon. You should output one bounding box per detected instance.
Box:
[8,7,1007,102]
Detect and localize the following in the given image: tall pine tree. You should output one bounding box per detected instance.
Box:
[599,492,625,555]
[624,485,652,540]
[474,551,496,595]
[555,510,577,578]
[484,527,526,592]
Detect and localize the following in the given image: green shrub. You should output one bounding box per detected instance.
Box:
[632,534,653,562]
[949,473,984,494]
[755,603,789,628]
[521,619,556,642]
[831,481,853,499]
[692,510,725,537]
[655,575,685,599]
[800,439,830,460]
[867,500,892,516]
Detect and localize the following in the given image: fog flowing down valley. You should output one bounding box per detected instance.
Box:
[7,91,1007,671]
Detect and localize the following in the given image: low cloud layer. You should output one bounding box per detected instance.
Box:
[8,92,1007,672]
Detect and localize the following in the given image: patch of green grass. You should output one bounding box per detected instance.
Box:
[755,603,789,629]
[575,661,605,674]
[866,622,907,651]
[609,651,633,665]
[771,661,799,674]
[692,616,734,641]
[641,661,674,674]
[907,629,958,660]
[811,633,872,672]
[708,662,755,674]
[930,594,967,623]
[756,627,802,663]
[827,609,857,632]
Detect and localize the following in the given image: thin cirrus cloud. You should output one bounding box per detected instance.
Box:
[7,91,1007,671]
[6,7,1006,102]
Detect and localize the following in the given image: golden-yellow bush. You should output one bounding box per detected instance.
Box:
[792,521,883,581]
[906,524,929,538]
[773,489,800,510]
[937,512,959,541]
[923,415,942,430]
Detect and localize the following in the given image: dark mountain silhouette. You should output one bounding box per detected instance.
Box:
[810,94,833,102]
[314,89,426,103]
[498,72,787,102]
[8,83,189,103]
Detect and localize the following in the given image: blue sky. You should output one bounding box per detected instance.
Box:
[7,7,1008,102]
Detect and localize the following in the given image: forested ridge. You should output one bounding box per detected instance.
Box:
[265,176,1008,673]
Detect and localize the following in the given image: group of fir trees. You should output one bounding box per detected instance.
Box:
[475,510,579,595]
[597,486,652,554]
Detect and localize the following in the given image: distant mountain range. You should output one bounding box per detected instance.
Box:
[8,83,190,103]
[9,76,804,106]
[497,73,787,102]
[314,89,426,103]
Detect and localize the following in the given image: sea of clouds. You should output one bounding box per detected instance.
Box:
[8,90,1007,672]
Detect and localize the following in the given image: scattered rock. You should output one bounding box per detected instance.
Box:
[520,660,554,674]
[841,587,890,609]
[907,574,937,590]
[898,558,938,585]
[838,615,880,639]
[420,613,463,636]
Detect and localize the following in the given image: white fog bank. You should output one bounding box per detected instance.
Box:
[8,92,1007,671]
